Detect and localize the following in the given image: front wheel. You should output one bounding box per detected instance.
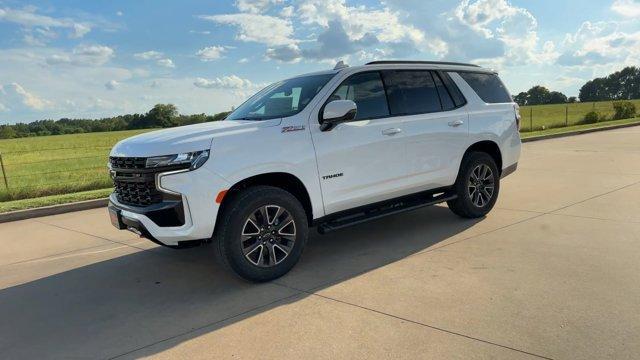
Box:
[215,186,308,282]
[447,152,500,218]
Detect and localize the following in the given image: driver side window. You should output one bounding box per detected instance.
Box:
[330,72,390,120]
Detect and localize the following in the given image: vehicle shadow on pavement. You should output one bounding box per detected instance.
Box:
[0,205,483,359]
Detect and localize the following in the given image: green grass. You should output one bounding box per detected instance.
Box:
[519,99,640,132]
[0,129,151,202]
[0,188,112,213]
[520,117,640,139]
[1,102,639,213]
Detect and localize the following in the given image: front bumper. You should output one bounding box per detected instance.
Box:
[109,167,231,247]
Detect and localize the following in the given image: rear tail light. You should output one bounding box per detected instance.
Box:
[514,104,521,130]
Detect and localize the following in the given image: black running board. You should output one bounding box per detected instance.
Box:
[317,189,457,234]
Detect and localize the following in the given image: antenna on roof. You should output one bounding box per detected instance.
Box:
[334,60,349,70]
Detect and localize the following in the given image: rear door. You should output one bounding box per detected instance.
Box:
[310,71,407,215]
[380,70,469,192]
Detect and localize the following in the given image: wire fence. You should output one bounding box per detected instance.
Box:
[0,151,112,202]
[519,100,640,132]
[0,99,638,202]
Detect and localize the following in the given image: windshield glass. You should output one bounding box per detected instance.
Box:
[226,73,335,121]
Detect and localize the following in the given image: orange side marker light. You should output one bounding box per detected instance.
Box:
[215,190,228,204]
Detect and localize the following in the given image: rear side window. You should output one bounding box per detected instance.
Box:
[381,70,441,115]
[432,72,455,111]
[330,72,389,120]
[458,72,512,103]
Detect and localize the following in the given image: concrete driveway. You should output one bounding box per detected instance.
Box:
[2,128,640,359]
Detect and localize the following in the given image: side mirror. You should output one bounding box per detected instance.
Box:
[320,100,357,131]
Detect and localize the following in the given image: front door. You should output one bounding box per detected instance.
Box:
[310,71,407,215]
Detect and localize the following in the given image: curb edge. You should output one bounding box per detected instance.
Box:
[0,198,109,223]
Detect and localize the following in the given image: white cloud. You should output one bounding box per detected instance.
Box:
[46,44,115,66]
[205,0,444,63]
[298,0,426,46]
[116,11,124,17]
[552,75,585,89]
[611,0,640,18]
[280,6,294,18]
[133,51,175,68]
[0,48,245,122]
[454,0,558,65]
[265,44,303,63]
[0,82,52,110]
[134,50,163,60]
[23,33,46,46]
[156,58,175,68]
[238,57,250,63]
[235,0,284,14]
[0,6,92,41]
[558,21,640,68]
[71,23,91,38]
[199,14,295,46]
[105,80,119,90]
[455,0,515,38]
[194,75,266,99]
[196,46,226,61]
[73,44,115,65]
[193,75,261,90]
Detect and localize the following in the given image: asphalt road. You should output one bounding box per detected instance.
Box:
[2,127,640,359]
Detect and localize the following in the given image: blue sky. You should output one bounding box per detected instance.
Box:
[0,0,639,123]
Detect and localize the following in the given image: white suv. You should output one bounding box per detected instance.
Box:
[108,60,521,282]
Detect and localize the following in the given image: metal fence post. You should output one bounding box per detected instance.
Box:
[0,153,8,190]
[530,107,533,131]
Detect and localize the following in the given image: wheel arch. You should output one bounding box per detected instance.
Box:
[217,172,314,225]
[463,140,503,174]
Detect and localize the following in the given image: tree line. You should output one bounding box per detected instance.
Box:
[0,104,230,139]
[514,66,639,106]
[1,66,638,139]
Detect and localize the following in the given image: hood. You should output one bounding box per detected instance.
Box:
[110,119,280,157]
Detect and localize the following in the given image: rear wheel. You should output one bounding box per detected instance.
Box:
[447,152,500,218]
[216,186,308,282]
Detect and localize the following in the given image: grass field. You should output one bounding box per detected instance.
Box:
[0,129,150,202]
[519,99,640,132]
[0,98,639,208]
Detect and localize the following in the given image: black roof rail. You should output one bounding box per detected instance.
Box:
[365,60,480,68]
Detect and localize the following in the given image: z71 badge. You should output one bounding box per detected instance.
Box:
[281,125,305,133]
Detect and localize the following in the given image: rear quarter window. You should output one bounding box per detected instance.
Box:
[457,72,512,104]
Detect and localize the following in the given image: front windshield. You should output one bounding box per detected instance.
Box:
[226,73,336,121]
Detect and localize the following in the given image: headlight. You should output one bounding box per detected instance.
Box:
[145,150,210,170]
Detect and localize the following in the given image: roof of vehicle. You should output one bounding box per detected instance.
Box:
[358,60,495,73]
[366,60,480,67]
[287,60,495,82]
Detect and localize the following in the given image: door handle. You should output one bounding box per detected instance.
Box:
[382,128,402,136]
[448,120,464,127]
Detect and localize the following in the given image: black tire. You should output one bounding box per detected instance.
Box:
[215,186,308,282]
[447,152,500,218]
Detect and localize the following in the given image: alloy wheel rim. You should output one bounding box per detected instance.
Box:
[241,205,296,267]
[468,164,495,208]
